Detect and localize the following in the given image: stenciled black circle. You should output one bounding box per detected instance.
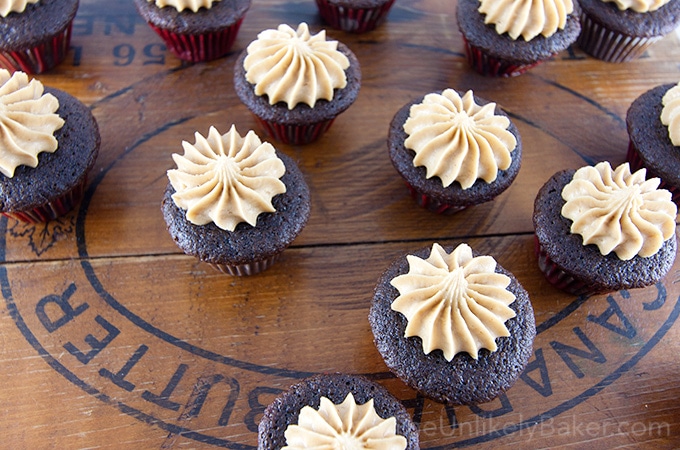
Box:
[3,65,671,448]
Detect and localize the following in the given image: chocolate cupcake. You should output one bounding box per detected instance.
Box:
[577,0,680,63]
[456,0,581,77]
[162,125,310,275]
[370,243,535,405]
[0,0,79,74]
[626,82,680,205]
[133,0,251,63]
[315,0,397,33]
[388,89,522,213]
[233,23,361,145]
[258,373,419,450]
[0,70,100,223]
[533,162,677,296]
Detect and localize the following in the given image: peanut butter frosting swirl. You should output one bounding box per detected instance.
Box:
[283,393,407,450]
[0,69,64,178]
[601,0,670,13]
[561,162,677,261]
[146,0,220,13]
[478,0,574,41]
[167,125,286,231]
[403,89,517,189]
[243,22,350,109]
[0,0,39,17]
[390,243,517,361]
[661,82,680,146]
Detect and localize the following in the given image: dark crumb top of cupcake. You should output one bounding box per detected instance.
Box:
[161,151,310,266]
[578,0,680,37]
[533,168,677,292]
[258,373,419,450]
[133,0,251,35]
[370,244,535,406]
[0,0,79,50]
[0,87,100,213]
[233,42,361,126]
[627,83,680,187]
[456,0,581,64]
[321,0,393,6]
[388,92,522,207]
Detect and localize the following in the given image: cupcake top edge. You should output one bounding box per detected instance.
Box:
[0,69,65,178]
[282,392,408,450]
[389,242,518,361]
[477,0,575,41]
[243,22,351,110]
[167,125,287,232]
[661,81,680,147]
[146,0,221,13]
[560,161,677,261]
[403,88,518,190]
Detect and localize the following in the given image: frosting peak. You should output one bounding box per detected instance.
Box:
[243,23,350,109]
[283,393,407,450]
[390,243,517,361]
[601,0,670,13]
[0,69,64,178]
[661,81,680,146]
[0,0,39,17]
[403,89,517,189]
[167,125,286,231]
[146,0,221,13]
[478,0,574,41]
[561,162,677,260]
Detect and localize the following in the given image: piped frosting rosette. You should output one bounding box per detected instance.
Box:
[146,0,221,12]
[602,0,670,12]
[283,393,407,450]
[478,0,574,41]
[0,0,39,17]
[403,89,517,190]
[0,69,64,178]
[167,125,286,231]
[561,161,677,261]
[661,82,680,146]
[390,243,517,361]
[243,22,350,109]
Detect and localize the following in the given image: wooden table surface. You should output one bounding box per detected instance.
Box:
[2,0,680,448]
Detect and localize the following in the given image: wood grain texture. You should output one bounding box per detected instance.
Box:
[1,0,680,449]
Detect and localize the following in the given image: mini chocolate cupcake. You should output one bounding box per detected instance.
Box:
[0,70,100,223]
[315,0,397,33]
[388,88,522,213]
[456,0,581,76]
[0,0,79,74]
[369,243,535,405]
[577,0,680,63]
[533,161,677,296]
[258,373,419,450]
[161,125,310,275]
[133,0,251,63]
[233,23,361,145]
[626,82,680,205]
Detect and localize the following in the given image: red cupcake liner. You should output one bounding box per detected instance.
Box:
[0,22,73,74]
[461,35,543,77]
[534,235,601,296]
[576,12,662,62]
[148,19,244,63]
[253,115,335,145]
[2,177,86,224]
[210,254,280,276]
[404,182,468,214]
[626,141,680,206]
[315,0,396,33]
